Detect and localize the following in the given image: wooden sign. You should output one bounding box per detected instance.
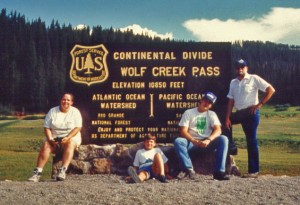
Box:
[66,42,231,144]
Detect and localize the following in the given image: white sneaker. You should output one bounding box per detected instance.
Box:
[28,169,41,182]
[242,172,259,178]
[56,167,67,181]
[127,166,142,183]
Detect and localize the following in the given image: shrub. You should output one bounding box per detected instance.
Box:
[22,115,45,120]
[274,104,290,112]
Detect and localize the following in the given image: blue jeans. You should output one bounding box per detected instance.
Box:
[174,135,229,173]
[230,109,260,173]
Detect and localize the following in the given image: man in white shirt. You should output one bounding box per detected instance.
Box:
[225,59,275,178]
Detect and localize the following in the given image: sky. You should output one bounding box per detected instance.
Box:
[1,0,300,45]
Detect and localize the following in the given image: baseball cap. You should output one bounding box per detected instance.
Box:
[203,92,217,104]
[236,59,247,68]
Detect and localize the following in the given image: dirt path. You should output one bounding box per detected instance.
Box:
[0,174,299,205]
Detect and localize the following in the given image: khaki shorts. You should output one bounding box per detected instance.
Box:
[45,133,82,148]
[70,133,82,147]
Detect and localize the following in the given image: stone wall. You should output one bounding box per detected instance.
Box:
[52,143,241,178]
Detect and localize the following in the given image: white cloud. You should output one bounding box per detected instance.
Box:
[74,24,93,35]
[74,24,87,30]
[119,24,173,40]
[183,7,300,45]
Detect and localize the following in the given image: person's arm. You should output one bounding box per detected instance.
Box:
[61,127,82,143]
[180,126,198,145]
[44,127,53,141]
[251,85,276,114]
[225,98,234,129]
[200,125,222,148]
[44,127,58,146]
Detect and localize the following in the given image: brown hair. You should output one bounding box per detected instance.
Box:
[144,133,156,141]
[62,93,74,102]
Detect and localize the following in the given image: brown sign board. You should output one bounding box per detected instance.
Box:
[66,42,231,144]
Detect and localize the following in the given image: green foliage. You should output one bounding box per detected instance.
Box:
[259,105,300,118]
[0,104,13,115]
[22,115,45,120]
[274,104,291,112]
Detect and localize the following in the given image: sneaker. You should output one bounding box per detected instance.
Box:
[187,169,197,180]
[56,167,67,181]
[127,166,142,183]
[156,175,169,183]
[177,171,188,180]
[177,169,197,180]
[28,169,41,182]
[242,172,259,178]
[213,172,230,181]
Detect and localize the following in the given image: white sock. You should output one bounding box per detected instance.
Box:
[36,167,43,173]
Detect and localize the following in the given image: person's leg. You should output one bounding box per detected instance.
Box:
[28,141,55,182]
[61,140,77,168]
[61,135,81,168]
[137,170,149,182]
[208,135,229,173]
[174,137,198,179]
[57,137,81,181]
[36,141,55,169]
[151,153,165,176]
[205,135,230,180]
[151,153,169,182]
[224,112,244,155]
[241,110,260,174]
[174,137,195,171]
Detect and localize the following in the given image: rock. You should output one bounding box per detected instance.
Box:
[52,143,240,178]
[92,158,112,174]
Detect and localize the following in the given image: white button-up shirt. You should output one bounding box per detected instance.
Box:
[227,73,270,110]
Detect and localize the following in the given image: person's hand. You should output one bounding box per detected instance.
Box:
[61,137,70,144]
[250,103,262,114]
[192,139,209,148]
[198,139,210,148]
[225,118,232,129]
[48,138,57,146]
[191,139,199,146]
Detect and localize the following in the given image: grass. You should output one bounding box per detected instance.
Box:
[232,105,300,176]
[0,106,299,180]
[0,119,52,181]
[234,147,300,176]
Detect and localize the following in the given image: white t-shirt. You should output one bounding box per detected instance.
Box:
[178,107,221,140]
[43,106,82,138]
[133,148,168,168]
[227,73,270,110]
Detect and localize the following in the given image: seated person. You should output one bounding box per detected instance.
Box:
[28,93,82,182]
[127,133,169,183]
[174,92,230,181]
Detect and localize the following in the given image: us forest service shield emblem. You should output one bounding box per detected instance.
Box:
[70,44,109,86]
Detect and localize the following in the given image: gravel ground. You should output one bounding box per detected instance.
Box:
[0,174,299,205]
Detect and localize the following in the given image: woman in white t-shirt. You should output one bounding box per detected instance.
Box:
[28,93,82,182]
